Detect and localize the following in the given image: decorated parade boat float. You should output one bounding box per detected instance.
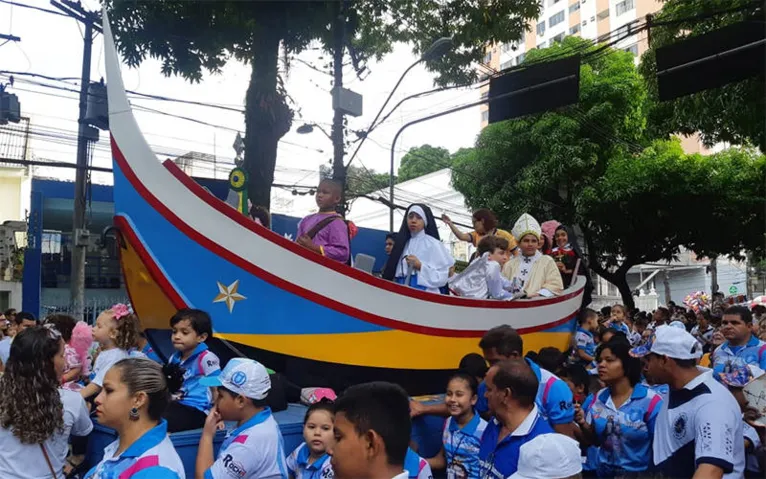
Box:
[102,12,585,395]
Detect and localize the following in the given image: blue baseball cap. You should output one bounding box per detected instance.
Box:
[200,358,271,400]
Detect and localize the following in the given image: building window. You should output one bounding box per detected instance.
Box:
[624,43,639,56]
[569,24,581,35]
[481,110,489,122]
[569,2,580,13]
[516,53,526,64]
[539,40,548,48]
[549,10,565,27]
[550,0,562,5]
[552,32,565,43]
[500,59,514,70]
[483,51,492,64]
[537,21,546,36]
[615,0,635,16]
[597,9,609,21]
[501,43,514,53]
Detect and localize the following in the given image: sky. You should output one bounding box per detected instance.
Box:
[0,0,482,214]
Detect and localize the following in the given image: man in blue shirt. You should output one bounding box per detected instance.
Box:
[478,359,553,478]
[409,325,576,438]
[711,305,766,377]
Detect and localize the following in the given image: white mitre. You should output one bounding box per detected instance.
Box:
[511,213,542,241]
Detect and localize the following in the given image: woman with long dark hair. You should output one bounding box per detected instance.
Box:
[0,326,93,478]
[84,358,185,478]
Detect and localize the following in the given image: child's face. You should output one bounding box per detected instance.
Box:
[92,312,117,346]
[519,234,539,256]
[330,412,372,479]
[407,213,425,234]
[384,238,395,255]
[473,218,486,235]
[487,247,509,267]
[561,377,585,401]
[315,182,340,211]
[171,318,206,353]
[303,409,335,456]
[445,378,476,418]
[555,229,568,247]
[587,315,599,331]
[214,388,242,421]
[611,307,625,322]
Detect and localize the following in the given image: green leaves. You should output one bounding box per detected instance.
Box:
[398,144,453,182]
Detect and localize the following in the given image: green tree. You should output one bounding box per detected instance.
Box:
[346,165,391,198]
[397,144,452,182]
[452,36,647,224]
[102,0,542,209]
[640,0,765,150]
[579,140,765,305]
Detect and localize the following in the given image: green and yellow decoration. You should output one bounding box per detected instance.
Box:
[229,167,249,215]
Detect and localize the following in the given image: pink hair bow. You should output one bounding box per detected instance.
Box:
[111,303,131,320]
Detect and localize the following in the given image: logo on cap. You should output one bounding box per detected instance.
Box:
[231,371,247,387]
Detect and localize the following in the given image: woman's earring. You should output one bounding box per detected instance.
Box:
[129,407,140,421]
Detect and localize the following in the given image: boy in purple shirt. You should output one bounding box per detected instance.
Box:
[296,178,350,263]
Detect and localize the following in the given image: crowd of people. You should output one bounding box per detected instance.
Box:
[0,180,763,478]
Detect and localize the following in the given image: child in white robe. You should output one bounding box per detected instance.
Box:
[382,204,455,294]
[449,235,515,299]
[502,213,564,297]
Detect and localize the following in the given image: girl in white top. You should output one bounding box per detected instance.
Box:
[382,204,455,294]
[80,304,144,401]
[84,358,186,479]
[0,325,93,479]
[286,399,335,479]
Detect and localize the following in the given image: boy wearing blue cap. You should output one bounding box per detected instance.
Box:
[195,358,288,479]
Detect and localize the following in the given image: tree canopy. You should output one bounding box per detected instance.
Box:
[452,35,765,307]
[102,0,542,208]
[397,144,453,182]
[640,0,765,150]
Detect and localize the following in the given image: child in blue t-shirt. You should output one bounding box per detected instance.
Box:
[572,308,598,369]
[426,371,488,479]
[286,399,335,479]
[165,308,221,432]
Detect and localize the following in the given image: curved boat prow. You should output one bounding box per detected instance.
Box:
[102,9,584,394]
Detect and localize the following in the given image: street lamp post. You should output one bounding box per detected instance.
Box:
[387,74,577,231]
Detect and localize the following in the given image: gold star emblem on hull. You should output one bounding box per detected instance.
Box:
[213,280,246,313]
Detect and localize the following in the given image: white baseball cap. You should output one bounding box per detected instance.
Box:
[510,433,582,479]
[200,358,271,400]
[630,325,703,360]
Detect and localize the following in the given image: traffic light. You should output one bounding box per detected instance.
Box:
[0,88,21,125]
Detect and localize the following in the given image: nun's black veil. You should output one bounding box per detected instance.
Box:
[382,204,439,281]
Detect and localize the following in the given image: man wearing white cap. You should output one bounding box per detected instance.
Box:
[631,326,745,478]
[196,358,288,479]
[509,433,582,479]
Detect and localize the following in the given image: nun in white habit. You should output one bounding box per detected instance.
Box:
[382,204,455,294]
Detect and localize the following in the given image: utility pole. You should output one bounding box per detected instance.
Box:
[51,1,102,321]
[331,0,347,213]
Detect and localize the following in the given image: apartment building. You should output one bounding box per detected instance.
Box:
[480,0,663,128]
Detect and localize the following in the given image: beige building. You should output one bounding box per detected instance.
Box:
[480,0,663,127]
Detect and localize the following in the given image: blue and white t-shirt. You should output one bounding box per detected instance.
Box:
[84,420,184,479]
[580,393,600,473]
[711,335,766,378]
[89,348,131,387]
[574,327,596,364]
[168,343,221,413]
[441,413,487,479]
[610,321,631,337]
[476,360,575,427]
[584,384,663,475]
[404,448,432,479]
[205,408,288,479]
[285,442,333,479]
[0,336,11,365]
[141,342,162,363]
[653,370,745,478]
[478,405,553,478]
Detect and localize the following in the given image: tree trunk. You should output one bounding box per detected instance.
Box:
[709,256,719,295]
[244,27,293,209]
[589,260,636,310]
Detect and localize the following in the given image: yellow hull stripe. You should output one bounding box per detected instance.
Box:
[216,330,573,370]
